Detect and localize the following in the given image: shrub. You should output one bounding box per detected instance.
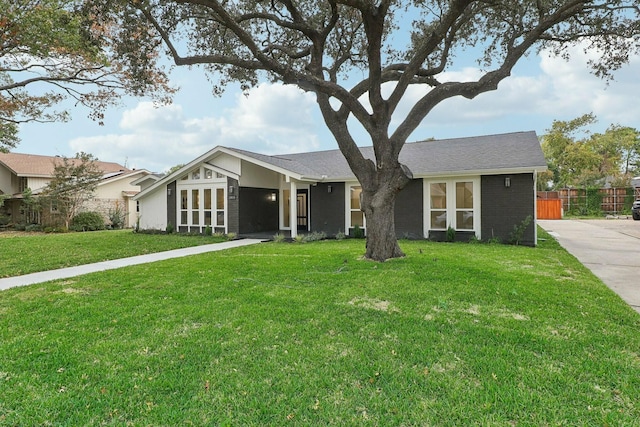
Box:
[25,224,43,232]
[508,215,532,245]
[352,224,364,239]
[70,212,105,231]
[335,230,346,240]
[273,233,286,243]
[108,204,126,229]
[226,232,237,241]
[166,222,174,234]
[446,225,456,242]
[204,225,212,236]
[304,231,327,242]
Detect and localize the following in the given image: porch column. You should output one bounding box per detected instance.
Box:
[289,180,297,238]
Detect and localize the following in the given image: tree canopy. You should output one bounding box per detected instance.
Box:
[0,0,174,152]
[541,114,640,189]
[86,0,640,260]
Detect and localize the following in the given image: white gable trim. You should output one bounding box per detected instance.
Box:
[135,146,310,201]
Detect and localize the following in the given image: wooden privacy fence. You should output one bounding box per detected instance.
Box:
[538,187,640,216]
[537,199,562,219]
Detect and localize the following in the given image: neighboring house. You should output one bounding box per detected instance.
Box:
[134,131,547,245]
[0,152,150,227]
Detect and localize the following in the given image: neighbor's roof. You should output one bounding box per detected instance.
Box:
[0,152,129,178]
[225,131,547,180]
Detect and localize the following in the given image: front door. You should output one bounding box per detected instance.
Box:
[297,190,308,231]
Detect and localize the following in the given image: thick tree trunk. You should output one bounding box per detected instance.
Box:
[361,188,405,261]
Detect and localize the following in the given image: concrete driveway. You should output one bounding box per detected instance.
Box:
[539,219,640,314]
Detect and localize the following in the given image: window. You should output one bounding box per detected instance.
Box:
[191,171,200,180]
[216,188,225,226]
[205,169,213,180]
[456,182,474,230]
[180,190,188,225]
[204,189,212,226]
[350,186,364,227]
[429,182,447,230]
[283,189,291,228]
[18,177,28,193]
[191,189,200,224]
[425,178,479,235]
[178,185,225,229]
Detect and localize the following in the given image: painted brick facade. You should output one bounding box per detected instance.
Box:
[481,174,535,245]
[394,179,424,239]
[309,182,345,236]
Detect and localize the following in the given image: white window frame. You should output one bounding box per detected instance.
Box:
[176,165,227,232]
[345,182,366,233]
[423,177,481,238]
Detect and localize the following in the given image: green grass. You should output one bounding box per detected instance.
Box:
[0,231,639,425]
[0,230,226,277]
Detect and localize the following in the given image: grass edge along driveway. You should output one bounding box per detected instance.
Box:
[0,230,638,425]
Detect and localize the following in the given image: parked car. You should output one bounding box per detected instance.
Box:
[633,199,640,220]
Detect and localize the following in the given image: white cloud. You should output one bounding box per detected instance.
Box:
[69,83,322,172]
[392,42,640,139]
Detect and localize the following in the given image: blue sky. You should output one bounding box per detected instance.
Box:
[16,42,640,173]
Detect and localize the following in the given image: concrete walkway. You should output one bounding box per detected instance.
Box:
[0,238,264,291]
[539,219,640,314]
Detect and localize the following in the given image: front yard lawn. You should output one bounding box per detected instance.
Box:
[0,229,226,277]
[0,231,638,425]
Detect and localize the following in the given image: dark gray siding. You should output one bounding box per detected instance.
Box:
[227,177,240,234]
[239,187,279,233]
[309,182,345,236]
[395,179,423,238]
[166,180,177,230]
[481,174,536,246]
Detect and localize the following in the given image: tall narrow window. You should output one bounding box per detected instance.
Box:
[430,182,447,229]
[216,188,225,226]
[204,189,212,226]
[456,182,473,230]
[18,177,28,193]
[191,189,200,225]
[350,186,364,227]
[180,190,188,225]
[283,189,291,228]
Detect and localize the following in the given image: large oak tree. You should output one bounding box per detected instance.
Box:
[0,0,173,152]
[87,0,640,261]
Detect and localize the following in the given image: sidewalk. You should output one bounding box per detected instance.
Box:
[0,239,264,291]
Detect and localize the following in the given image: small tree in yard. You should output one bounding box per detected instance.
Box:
[41,152,104,230]
[86,1,640,261]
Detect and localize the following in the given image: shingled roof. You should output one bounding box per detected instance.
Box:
[225,131,546,180]
[136,131,546,200]
[0,152,129,178]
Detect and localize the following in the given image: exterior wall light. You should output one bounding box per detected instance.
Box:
[327,185,332,193]
[167,188,172,196]
[270,192,277,201]
[504,177,511,188]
